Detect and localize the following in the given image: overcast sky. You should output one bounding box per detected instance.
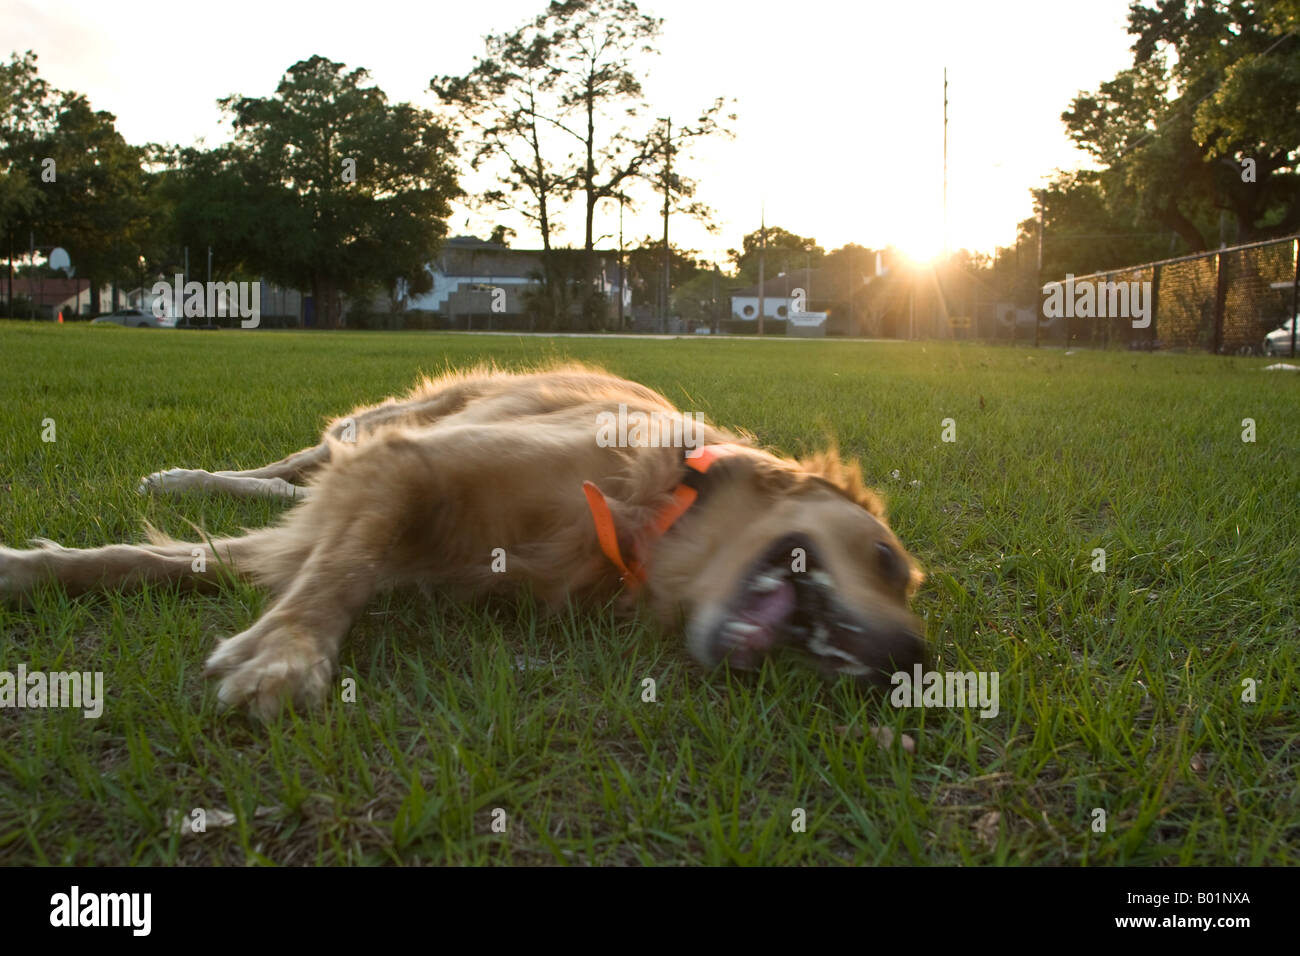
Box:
[5,0,1139,264]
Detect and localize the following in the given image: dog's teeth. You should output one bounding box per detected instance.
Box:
[808,625,862,667]
[840,622,862,634]
[751,573,782,593]
[818,644,861,666]
[727,621,760,636]
[809,571,833,589]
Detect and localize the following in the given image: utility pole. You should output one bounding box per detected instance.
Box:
[757,203,766,336]
[662,116,671,334]
[183,246,189,328]
[712,264,719,333]
[618,195,625,329]
[943,67,949,258]
[1034,200,1044,348]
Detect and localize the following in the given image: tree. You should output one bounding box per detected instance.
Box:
[489,224,517,246]
[672,264,737,329]
[624,236,704,309]
[431,27,574,255]
[538,0,732,324]
[1062,0,1300,249]
[1029,169,1183,279]
[0,52,57,259]
[1191,0,1300,236]
[641,109,733,325]
[222,56,460,327]
[22,90,150,314]
[728,226,824,283]
[433,24,577,325]
[435,0,733,328]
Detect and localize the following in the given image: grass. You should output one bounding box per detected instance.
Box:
[0,319,1297,865]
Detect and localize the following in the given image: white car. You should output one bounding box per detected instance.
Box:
[91,308,176,329]
[1264,317,1298,357]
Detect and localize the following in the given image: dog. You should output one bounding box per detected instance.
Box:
[0,364,926,718]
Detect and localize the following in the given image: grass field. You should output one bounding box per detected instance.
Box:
[0,320,1297,865]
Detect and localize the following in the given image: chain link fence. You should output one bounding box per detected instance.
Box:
[1044,234,1299,354]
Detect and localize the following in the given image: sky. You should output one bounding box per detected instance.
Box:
[4,0,1140,265]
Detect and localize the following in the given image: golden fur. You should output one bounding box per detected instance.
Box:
[0,364,926,718]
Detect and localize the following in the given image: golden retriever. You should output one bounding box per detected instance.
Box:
[0,364,926,718]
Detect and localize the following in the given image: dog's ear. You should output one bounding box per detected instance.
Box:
[798,448,887,518]
[712,452,805,497]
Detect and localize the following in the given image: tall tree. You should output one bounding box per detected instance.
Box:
[1063,0,1300,249]
[0,52,57,256]
[624,235,703,308]
[222,56,460,327]
[432,25,576,324]
[436,0,733,328]
[728,226,824,283]
[28,92,149,314]
[1029,169,1185,278]
[538,0,731,324]
[432,27,573,254]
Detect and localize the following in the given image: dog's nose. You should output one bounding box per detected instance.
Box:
[880,629,927,673]
[851,627,928,685]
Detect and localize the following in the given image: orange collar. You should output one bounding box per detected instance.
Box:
[583,443,748,590]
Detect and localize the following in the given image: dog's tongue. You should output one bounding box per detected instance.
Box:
[739,579,797,650]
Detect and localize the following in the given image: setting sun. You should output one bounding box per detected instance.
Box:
[892,229,947,266]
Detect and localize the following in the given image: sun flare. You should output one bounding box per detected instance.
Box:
[891,229,946,266]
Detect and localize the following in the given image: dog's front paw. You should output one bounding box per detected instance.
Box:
[138,468,208,496]
[204,617,334,720]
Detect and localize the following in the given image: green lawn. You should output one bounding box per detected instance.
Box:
[1,320,1297,865]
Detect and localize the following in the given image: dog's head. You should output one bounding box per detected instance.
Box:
[648,447,925,683]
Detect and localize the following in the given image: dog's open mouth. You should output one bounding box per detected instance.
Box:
[710,533,923,680]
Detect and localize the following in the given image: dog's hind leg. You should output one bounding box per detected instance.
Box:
[0,529,280,602]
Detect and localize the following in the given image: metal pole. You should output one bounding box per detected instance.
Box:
[909,284,915,340]
[1103,273,1111,348]
[1213,249,1227,353]
[33,231,41,321]
[1034,202,1043,348]
[712,265,718,334]
[662,116,671,334]
[757,205,765,337]
[806,251,812,311]
[1291,237,1298,358]
[618,196,625,330]
[943,67,948,258]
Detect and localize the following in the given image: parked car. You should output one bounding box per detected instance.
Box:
[1264,317,1298,356]
[90,308,176,329]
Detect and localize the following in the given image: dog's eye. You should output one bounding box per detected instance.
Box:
[875,542,908,586]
